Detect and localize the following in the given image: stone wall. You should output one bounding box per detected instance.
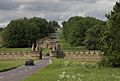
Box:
[64,51,103,62]
[0,51,39,60]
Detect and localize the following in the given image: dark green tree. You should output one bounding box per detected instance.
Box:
[84,24,105,50]
[0,28,4,32]
[48,21,60,33]
[62,16,104,46]
[3,18,28,47]
[101,1,120,67]
[25,17,49,47]
[2,17,55,48]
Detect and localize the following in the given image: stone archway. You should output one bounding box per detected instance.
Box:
[31,37,64,59]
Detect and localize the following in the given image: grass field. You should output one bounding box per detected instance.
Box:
[0,48,31,53]
[0,57,40,72]
[0,59,24,72]
[22,59,120,81]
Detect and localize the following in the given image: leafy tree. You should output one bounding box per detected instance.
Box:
[62,21,67,27]
[101,1,120,67]
[2,17,57,48]
[48,21,60,33]
[3,18,28,47]
[25,17,49,47]
[84,24,105,50]
[0,28,4,32]
[62,16,104,46]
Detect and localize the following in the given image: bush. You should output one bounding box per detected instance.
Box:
[100,51,120,67]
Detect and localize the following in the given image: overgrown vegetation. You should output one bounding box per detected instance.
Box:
[22,59,120,81]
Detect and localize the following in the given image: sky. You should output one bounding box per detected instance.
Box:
[0,0,118,27]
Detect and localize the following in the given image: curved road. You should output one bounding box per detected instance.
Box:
[0,57,52,81]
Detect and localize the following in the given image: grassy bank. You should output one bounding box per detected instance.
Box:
[0,57,40,72]
[0,59,24,72]
[22,59,120,81]
[0,48,31,53]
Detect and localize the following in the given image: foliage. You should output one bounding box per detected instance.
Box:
[59,31,86,51]
[22,59,120,81]
[84,24,105,50]
[3,18,28,47]
[62,16,104,46]
[0,28,4,32]
[100,1,120,67]
[48,21,60,33]
[2,17,58,48]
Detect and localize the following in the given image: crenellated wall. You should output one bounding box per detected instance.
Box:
[0,51,39,60]
[63,51,103,62]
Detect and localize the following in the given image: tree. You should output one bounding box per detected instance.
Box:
[101,1,120,67]
[62,16,104,46]
[2,17,55,48]
[84,24,105,50]
[3,18,28,47]
[0,28,4,32]
[26,17,49,46]
[48,21,60,33]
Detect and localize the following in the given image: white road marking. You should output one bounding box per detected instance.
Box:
[19,71,22,73]
[11,73,15,75]
[0,76,4,78]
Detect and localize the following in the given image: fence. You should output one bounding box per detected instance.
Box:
[64,50,103,62]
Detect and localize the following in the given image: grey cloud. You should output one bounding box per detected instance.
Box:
[60,0,97,3]
[23,2,69,12]
[85,10,107,20]
[0,0,20,10]
[0,0,117,27]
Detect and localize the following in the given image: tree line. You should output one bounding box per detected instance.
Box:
[62,16,105,49]
[62,1,120,67]
[1,17,59,48]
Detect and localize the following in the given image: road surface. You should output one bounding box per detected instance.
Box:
[0,57,52,81]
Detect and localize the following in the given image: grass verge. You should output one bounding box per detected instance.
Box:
[0,48,31,52]
[0,59,24,72]
[22,59,120,81]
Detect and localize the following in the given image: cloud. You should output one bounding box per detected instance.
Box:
[0,0,20,10]
[0,0,118,27]
[23,2,68,12]
[60,0,97,3]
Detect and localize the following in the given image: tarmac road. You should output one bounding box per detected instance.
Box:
[0,57,52,81]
